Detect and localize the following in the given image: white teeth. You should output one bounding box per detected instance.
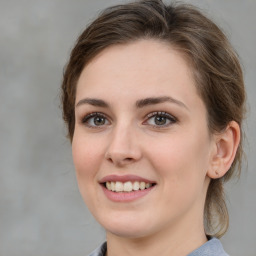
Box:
[115,181,123,192]
[133,181,140,191]
[140,181,146,190]
[106,181,111,190]
[111,181,115,191]
[105,181,153,192]
[123,181,133,192]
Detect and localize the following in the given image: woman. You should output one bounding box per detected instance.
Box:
[61,1,246,255]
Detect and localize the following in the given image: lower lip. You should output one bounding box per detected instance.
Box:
[101,185,155,202]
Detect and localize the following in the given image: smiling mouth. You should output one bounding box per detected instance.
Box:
[103,181,156,192]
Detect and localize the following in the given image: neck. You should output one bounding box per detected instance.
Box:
[105,216,207,256]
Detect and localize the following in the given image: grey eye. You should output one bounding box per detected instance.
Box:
[146,112,177,127]
[93,116,106,126]
[154,115,168,125]
[82,113,110,127]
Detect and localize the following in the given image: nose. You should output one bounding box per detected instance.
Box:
[105,124,142,167]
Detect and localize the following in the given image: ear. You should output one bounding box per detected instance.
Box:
[207,121,240,179]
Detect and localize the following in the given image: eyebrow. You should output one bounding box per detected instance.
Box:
[136,96,188,110]
[76,98,109,108]
[76,96,188,110]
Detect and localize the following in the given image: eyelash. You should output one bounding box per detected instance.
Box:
[81,111,177,128]
[144,111,177,128]
[81,112,110,128]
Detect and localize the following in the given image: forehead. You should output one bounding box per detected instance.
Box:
[76,39,201,106]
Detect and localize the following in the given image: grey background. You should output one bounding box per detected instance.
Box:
[0,0,255,255]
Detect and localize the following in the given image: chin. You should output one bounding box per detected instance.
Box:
[106,225,152,239]
[97,212,157,239]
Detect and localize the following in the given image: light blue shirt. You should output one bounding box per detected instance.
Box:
[88,237,229,256]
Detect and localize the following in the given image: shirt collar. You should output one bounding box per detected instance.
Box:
[89,238,228,256]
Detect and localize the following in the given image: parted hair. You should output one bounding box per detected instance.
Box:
[61,0,246,237]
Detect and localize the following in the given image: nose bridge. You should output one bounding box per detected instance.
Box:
[105,120,141,165]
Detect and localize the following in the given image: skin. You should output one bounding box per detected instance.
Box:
[72,40,240,256]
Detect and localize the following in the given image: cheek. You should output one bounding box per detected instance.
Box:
[147,130,211,189]
[72,132,101,169]
[71,133,104,193]
[71,134,107,212]
[149,135,210,217]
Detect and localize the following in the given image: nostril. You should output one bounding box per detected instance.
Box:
[107,157,114,163]
[108,157,135,166]
[105,149,141,166]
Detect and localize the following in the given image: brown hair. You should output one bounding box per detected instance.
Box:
[61,0,246,237]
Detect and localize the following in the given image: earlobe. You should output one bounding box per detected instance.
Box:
[207,121,240,179]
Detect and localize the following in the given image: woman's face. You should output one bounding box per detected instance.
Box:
[72,40,215,238]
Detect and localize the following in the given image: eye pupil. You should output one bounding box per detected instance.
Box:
[94,116,105,126]
[155,116,166,125]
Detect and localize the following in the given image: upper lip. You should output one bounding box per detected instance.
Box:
[99,174,156,184]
